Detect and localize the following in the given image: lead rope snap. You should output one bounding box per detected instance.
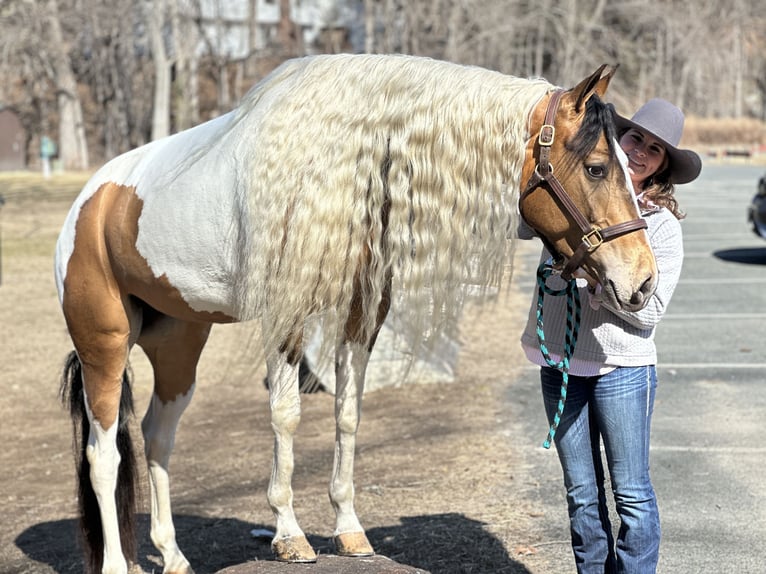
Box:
[535,261,582,449]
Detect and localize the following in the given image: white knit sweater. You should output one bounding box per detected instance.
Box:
[520,207,683,375]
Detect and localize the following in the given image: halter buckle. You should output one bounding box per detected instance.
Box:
[538,124,555,146]
[582,227,604,251]
[534,162,554,179]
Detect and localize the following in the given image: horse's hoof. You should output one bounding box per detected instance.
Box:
[334,531,375,557]
[272,535,318,563]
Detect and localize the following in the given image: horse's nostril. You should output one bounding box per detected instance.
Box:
[641,274,655,295]
[630,275,654,306]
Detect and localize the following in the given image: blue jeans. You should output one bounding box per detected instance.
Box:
[540,365,660,574]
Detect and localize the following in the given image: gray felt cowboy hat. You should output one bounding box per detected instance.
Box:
[614,98,702,185]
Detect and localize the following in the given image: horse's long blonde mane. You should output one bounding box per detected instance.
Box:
[230,54,551,360]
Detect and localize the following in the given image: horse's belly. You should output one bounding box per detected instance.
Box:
[131,189,243,322]
[132,247,240,323]
[130,246,240,323]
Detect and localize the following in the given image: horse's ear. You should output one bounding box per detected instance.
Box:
[569,64,619,112]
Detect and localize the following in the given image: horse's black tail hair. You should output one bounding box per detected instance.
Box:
[60,350,138,573]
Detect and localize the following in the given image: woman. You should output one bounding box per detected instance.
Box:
[519,98,702,573]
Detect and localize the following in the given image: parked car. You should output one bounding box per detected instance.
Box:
[747,172,766,239]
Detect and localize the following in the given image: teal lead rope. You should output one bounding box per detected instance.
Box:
[535,262,582,449]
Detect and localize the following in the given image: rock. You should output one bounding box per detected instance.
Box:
[217,554,429,574]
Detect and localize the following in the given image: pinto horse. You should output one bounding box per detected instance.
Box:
[55,54,656,573]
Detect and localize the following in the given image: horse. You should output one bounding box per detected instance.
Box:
[55,53,657,573]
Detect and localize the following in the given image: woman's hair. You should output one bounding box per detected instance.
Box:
[618,127,685,220]
[640,163,685,220]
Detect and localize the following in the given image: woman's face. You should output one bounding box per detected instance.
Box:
[619,128,668,190]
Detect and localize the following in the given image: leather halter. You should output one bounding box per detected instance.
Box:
[520,89,647,280]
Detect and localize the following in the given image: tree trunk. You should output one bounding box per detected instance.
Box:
[170,0,199,130]
[47,0,89,170]
[534,0,550,78]
[246,0,259,76]
[278,0,298,56]
[732,22,743,118]
[364,0,375,53]
[445,1,462,62]
[149,0,172,140]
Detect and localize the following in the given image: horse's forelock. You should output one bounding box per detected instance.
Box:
[566,96,618,159]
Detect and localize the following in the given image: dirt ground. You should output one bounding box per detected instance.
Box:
[0,174,556,574]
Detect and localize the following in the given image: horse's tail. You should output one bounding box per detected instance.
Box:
[60,351,138,573]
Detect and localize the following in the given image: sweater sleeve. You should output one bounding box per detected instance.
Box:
[517,218,538,240]
[599,210,683,329]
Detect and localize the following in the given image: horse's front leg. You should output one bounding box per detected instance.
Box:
[330,341,375,557]
[266,350,317,562]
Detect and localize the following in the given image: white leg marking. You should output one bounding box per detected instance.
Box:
[330,342,369,536]
[83,394,128,574]
[141,386,195,574]
[266,352,305,542]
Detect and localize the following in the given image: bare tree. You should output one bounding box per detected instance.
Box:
[278,0,302,56]
[148,0,172,140]
[171,0,201,130]
[84,2,150,158]
[1,0,764,171]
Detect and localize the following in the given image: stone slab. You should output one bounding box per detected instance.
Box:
[217,554,429,574]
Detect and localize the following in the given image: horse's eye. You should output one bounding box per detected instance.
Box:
[586,165,605,179]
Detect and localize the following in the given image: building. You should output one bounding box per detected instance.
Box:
[195,0,359,60]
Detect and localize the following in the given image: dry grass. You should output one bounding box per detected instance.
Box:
[0,171,93,199]
[684,116,766,146]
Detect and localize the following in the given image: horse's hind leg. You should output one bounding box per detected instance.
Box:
[330,340,376,557]
[61,293,138,574]
[330,280,392,557]
[137,314,212,574]
[265,342,318,563]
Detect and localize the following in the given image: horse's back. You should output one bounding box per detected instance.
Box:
[56,53,550,347]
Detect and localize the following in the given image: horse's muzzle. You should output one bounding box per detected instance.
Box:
[602,273,657,312]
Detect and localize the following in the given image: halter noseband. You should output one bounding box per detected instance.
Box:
[521,89,647,280]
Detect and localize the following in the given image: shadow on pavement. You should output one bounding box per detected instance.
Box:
[15,512,532,574]
[713,247,766,265]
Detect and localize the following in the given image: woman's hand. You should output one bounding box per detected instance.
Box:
[571,267,599,288]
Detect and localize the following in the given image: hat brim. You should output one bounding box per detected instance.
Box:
[615,114,702,185]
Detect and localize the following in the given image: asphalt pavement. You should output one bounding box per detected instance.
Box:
[507,163,766,573]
